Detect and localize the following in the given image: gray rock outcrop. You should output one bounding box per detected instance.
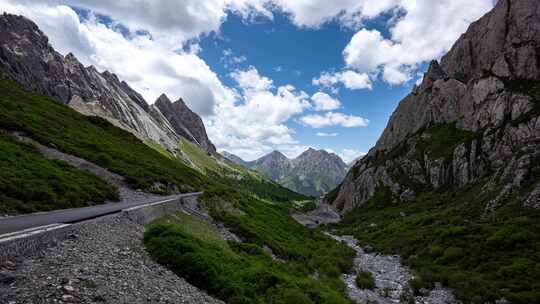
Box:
[333,0,540,212]
[154,94,217,155]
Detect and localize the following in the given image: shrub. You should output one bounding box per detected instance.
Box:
[355,271,375,290]
[429,245,444,258]
[440,247,463,264]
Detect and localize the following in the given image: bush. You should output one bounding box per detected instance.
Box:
[441,247,463,264]
[355,271,375,290]
[487,226,531,248]
[429,245,444,258]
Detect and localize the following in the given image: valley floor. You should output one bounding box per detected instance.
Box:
[330,234,457,304]
[294,203,459,304]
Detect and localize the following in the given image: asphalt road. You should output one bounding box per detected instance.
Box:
[0,192,202,235]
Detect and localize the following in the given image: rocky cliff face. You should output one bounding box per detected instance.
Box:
[154,94,216,155]
[222,151,249,167]
[287,148,348,196]
[0,13,216,155]
[250,151,292,181]
[333,0,540,213]
[231,149,348,197]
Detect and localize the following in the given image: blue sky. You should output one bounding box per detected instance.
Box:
[198,12,416,160]
[0,0,494,162]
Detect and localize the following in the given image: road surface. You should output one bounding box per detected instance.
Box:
[0,192,201,235]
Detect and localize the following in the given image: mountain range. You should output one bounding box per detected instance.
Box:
[0,13,215,157]
[224,148,348,197]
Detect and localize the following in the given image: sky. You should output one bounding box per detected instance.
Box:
[0,0,495,163]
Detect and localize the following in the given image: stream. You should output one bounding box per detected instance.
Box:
[330,234,459,304]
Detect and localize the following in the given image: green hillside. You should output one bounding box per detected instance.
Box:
[0,77,207,195]
[0,133,118,214]
[0,77,306,213]
[330,183,540,303]
[145,186,355,304]
[178,138,309,203]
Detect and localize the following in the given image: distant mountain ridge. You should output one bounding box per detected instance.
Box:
[0,13,215,155]
[224,148,348,197]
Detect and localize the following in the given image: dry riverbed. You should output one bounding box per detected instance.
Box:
[293,203,458,304]
[330,234,458,304]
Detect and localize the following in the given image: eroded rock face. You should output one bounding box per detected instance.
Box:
[0,13,216,155]
[249,150,292,181]
[154,94,217,155]
[333,0,540,212]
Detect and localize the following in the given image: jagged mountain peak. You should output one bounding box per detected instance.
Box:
[244,148,348,197]
[154,93,217,155]
[155,93,172,104]
[267,150,288,159]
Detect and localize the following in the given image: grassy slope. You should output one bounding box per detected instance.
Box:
[331,182,540,304]
[281,172,334,197]
[145,186,355,304]
[0,133,119,214]
[0,78,207,195]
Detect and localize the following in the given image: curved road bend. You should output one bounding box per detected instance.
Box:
[0,192,202,235]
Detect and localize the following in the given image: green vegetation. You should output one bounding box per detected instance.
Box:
[145,186,355,304]
[144,139,174,159]
[0,133,118,214]
[179,138,222,173]
[212,171,309,203]
[280,173,333,198]
[415,123,477,162]
[0,77,207,194]
[355,271,375,290]
[331,184,540,304]
[152,212,231,251]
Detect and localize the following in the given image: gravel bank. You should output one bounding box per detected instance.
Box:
[0,213,223,304]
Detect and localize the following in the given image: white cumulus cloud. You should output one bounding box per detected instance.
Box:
[340,149,366,164]
[311,92,341,111]
[313,70,372,91]
[300,112,369,128]
[316,132,338,137]
[208,67,312,159]
[343,0,493,84]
